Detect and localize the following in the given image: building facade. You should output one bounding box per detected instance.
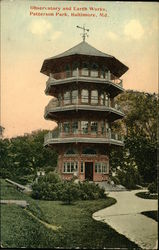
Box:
[41,40,128,182]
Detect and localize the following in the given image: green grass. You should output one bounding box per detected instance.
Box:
[141,211,158,222]
[135,191,158,200]
[1,178,139,249]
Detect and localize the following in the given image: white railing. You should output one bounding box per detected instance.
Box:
[44,130,124,144]
[44,97,124,114]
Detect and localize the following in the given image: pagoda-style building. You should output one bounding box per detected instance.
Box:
[41,27,128,182]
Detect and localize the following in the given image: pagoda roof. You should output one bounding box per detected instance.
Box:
[48,41,112,59]
[41,41,128,77]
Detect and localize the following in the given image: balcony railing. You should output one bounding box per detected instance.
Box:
[46,69,123,88]
[44,97,123,115]
[44,130,124,145]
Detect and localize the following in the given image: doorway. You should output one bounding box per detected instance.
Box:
[85,162,93,181]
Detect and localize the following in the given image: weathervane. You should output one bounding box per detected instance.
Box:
[76,25,89,42]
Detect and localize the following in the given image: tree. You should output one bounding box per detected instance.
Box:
[0,129,58,184]
[111,90,158,185]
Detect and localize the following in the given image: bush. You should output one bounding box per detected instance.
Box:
[60,181,80,204]
[116,165,141,190]
[148,182,157,194]
[31,173,107,203]
[78,181,106,200]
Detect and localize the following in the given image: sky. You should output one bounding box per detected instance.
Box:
[1,0,158,138]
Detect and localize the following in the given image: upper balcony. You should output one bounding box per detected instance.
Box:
[44,97,124,122]
[45,68,123,98]
[44,130,124,147]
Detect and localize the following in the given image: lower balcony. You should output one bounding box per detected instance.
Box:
[44,131,124,147]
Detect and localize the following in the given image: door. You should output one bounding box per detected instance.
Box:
[85,162,93,181]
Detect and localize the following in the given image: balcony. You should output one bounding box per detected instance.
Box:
[44,130,124,147]
[45,69,123,96]
[44,97,124,121]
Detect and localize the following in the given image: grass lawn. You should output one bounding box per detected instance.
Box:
[1,178,139,249]
[135,191,158,200]
[141,211,158,222]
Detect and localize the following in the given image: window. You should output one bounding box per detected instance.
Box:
[101,121,105,135]
[64,162,67,172]
[100,69,105,79]
[95,162,108,173]
[72,90,78,104]
[72,121,78,134]
[63,122,70,133]
[72,62,79,77]
[64,91,71,105]
[91,121,98,135]
[90,64,98,77]
[81,89,89,103]
[65,64,71,78]
[58,93,62,106]
[100,93,105,105]
[106,122,111,138]
[81,162,84,173]
[71,162,74,172]
[67,162,71,172]
[81,121,89,134]
[63,162,78,173]
[105,94,109,107]
[82,148,96,154]
[65,149,76,154]
[59,122,62,133]
[102,163,108,173]
[81,62,89,76]
[91,90,98,105]
[75,162,78,171]
[105,69,110,80]
[95,163,101,173]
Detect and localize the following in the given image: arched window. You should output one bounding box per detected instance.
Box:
[81,62,89,76]
[82,148,97,154]
[72,121,78,134]
[105,69,110,80]
[100,68,105,79]
[106,122,111,138]
[63,122,70,133]
[101,121,105,135]
[65,64,71,78]
[90,63,98,77]
[81,89,89,103]
[58,93,62,106]
[105,93,109,107]
[64,90,71,105]
[91,90,98,105]
[72,90,78,104]
[81,121,89,134]
[72,62,79,77]
[100,93,105,105]
[91,121,98,135]
[65,148,76,154]
[58,122,62,133]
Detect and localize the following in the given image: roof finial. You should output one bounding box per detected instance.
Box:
[76,24,89,42]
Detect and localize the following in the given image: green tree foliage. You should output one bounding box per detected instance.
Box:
[0,130,57,184]
[111,90,158,185]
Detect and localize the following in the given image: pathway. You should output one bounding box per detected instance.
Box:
[0,200,28,208]
[93,190,158,249]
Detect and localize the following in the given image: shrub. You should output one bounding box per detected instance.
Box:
[60,181,80,204]
[31,173,107,203]
[116,165,141,190]
[78,181,106,200]
[148,182,157,194]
